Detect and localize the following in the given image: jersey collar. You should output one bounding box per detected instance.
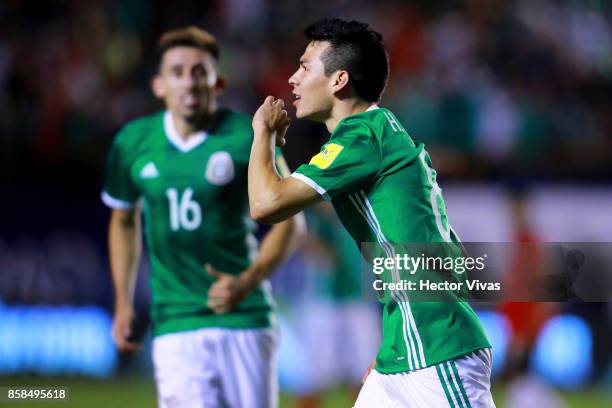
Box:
[367,104,379,111]
[163,111,208,153]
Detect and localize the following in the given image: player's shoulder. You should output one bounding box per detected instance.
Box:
[213,108,255,158]
[114,111,164,146]
[215,107,253,135]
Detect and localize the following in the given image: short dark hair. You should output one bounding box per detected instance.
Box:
[157,26,220,65]
[304,18,389,103]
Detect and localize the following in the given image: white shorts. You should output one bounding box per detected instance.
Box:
[354,348,495,408]
[152,327,278,408]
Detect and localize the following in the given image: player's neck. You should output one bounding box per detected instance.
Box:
[325,99,371,133]
[171,111,216,140]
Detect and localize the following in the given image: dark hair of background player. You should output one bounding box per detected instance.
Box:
[304,18,389,103]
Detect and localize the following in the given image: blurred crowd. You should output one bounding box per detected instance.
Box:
[2,0,612,306]
[1,0,611,186]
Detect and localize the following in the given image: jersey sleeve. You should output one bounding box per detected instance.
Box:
[101,130,140,209]
[291,120,380,201]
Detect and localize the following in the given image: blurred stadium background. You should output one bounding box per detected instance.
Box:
[1,0,611,406]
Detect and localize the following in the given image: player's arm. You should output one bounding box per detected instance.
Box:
[248,96,323,225]
[252,215,306,279]
[207,213,306,314]
[245,152,307,280]
[103,128,144,351]
[108,207,142,352]
[207,151,308,314]
[255,213,307,271]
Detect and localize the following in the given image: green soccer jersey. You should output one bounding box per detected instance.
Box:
[293,106,491,373]
[102,109,279,336]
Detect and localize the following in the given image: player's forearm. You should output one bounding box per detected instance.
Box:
[108,211,142,308]
[248,131,285,222]
[242,214,306,288]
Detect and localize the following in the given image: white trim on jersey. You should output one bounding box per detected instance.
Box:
[290,172,331,201]
[367,104,380,111]
[360,190,426,368]
[360,192,427,369]
[101,191,137,209]
[163,111,208,153]
[348,190,427,370]
[347,193,416,369]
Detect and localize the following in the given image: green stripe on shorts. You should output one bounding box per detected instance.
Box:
[451,360,472,408]
[436,364,456,408]
[443,361,464,407]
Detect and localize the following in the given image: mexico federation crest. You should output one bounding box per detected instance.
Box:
[205,151,235,185]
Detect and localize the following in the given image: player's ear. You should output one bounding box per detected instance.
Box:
[331,70,350,94]
[152,74,165,98]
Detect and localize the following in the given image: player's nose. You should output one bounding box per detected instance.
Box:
[180,73,198,89]
[288,72,298,86]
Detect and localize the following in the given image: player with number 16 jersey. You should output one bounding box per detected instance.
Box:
[103,108,279,335]
[102,26,301,408]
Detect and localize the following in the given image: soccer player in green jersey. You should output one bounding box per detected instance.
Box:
[248,19,495,407]
[102,26,303,408]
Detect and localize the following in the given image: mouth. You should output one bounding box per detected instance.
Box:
[292,92,301,107]
[181,93,201,108]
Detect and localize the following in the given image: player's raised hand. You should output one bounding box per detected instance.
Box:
[111,304,142,353]
[253,96,291,146]
[205,264,254,314]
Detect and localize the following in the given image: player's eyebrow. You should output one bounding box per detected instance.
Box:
[191,61,206,69]
[169,63,182,72]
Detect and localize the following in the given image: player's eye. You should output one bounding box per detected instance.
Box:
[192,65,206,78]
[171,66,182,77]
